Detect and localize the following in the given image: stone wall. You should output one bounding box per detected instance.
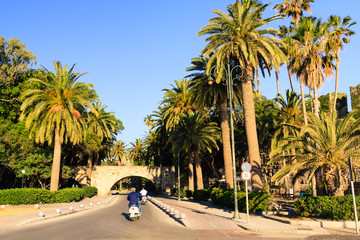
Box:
[73,166,175,196]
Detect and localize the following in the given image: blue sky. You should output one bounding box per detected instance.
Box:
[2,0,359,144]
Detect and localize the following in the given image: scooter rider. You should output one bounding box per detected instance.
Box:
[127,187,142,213]
[140,187,147,197]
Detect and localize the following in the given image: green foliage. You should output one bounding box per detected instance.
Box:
[0,187,98,205]
[294,195,360,220]
[210,188,272,213]
[192,189,211,201]
[54,188,85,203]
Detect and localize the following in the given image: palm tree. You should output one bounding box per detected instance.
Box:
[270,110,360,196]
[113,140,128,166]
[20,61,97,191]
[273,0,314,27]
[161,79,196,131]
[326,15,356,113]
[186,56,242,189]
[85,103,121,184]
[271,90,303,195]
[128,138,146,166]
[198,0,287,190]
[290,17,333,117]
[169,112,220,190]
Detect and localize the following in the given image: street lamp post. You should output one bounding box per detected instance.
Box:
[178,154,181,201]
[21,169,25,188]
[208,63,245,220]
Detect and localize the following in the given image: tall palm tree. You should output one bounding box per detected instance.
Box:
[20,61,97,191]
[275,0,314,124]
[273,0,314,27]
[270,110,360,196]
[198,0,287,190]
[326,15,356,112]
[169,112,220,190]
[186,56,242,189]
[290,17,333,117]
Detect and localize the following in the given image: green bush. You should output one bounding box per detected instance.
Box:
[54,188,85,203]
[185,190,193,198]
[209,188,272,213]
[82,186,98,198]
[294,195,360,221]
[0,187,98,205]
[0,188,54,205]
[193,189,211,201]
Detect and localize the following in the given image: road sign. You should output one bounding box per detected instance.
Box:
[241,162,251,172]
[241,171,252,180]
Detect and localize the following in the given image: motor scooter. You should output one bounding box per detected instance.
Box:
[141,195,147,205]
[129,204,140,221]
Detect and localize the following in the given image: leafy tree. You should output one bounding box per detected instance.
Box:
[19,61,98,191]
[198,0,286,190]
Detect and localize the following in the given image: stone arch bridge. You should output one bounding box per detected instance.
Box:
[72,166,175,196]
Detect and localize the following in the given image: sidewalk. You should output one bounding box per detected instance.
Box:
[0,195,116,232]
[148,195,360,238]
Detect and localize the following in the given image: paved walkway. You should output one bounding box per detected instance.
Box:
[148,195,360,238]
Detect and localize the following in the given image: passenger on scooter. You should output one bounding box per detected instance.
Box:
[127,187,142,213]
[140,187,147,197]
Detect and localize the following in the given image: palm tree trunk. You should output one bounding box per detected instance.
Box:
[50,128,61,191]
[219,96,234,189]
[276,71,281,108]
[86,154,93,186]
[332,50,340,113]
[242,66,262,191]
[194,151,204,190]
[256,69,260,95]
[188,160,194,191]
[300,81,308,125]
[287,65,294,92]
[313,86,320,117]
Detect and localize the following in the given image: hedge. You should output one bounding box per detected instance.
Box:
[0,187,98,205]
[294,195,360,221]
[191,188,272,213]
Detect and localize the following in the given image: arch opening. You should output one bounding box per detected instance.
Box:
[109,176,156,195]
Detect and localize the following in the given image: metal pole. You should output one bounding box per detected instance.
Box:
[178,154,181,201]
[246,180,249,223]
[22,173,24,188]
[351,181,359,234]
[349,157,359,234]
[227,63,239,219]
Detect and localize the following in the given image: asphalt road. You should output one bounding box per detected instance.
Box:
[0,194,203,240]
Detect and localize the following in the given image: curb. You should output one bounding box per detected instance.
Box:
[147,196,189,227]
[9,195,118,227]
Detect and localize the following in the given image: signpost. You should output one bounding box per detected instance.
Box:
[241,163,251,223]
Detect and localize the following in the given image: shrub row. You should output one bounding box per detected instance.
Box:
[294,195,360,221]
[191,188,272,213]
[0,187,98,205]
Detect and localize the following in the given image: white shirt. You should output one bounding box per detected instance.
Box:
[140,189,147,196]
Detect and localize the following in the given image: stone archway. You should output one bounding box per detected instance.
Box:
[73,166,175,195]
